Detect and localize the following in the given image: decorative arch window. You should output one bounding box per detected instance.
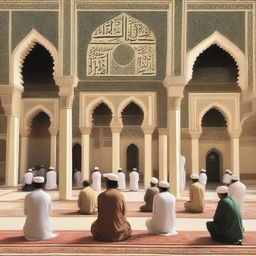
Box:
[87,13,156,76]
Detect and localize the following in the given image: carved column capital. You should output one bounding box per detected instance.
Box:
[0,85,23,116]
[163,76,186,89]
[48,128,58,136]
[142,126,155,135]
[110,126,123,134]
[158,128,168,135]
[79,126,92,135]
[229,130,241,139]
[188,130,201,140]
[168,96,182,110]
[55,76,79,109]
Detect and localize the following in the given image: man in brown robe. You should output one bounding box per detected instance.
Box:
[140,177,159,212]
[78,180,97,214]
[91,173,132,242]
[184,174,205,213]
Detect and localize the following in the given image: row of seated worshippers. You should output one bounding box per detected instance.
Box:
[22,166,57,191]
[74,166,140,191]
[23,174,244,245]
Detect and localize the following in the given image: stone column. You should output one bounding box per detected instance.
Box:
[56,76,78,200]
[189,131,201,174]
[19,130,30,182]
[111,126,122,173]
[229,130,241,176]
[142,126,154,188]
[49,128,58,168]
[80,127,91,181]
[0,85,23,187]
[158,128,168,181]
[163,77,185,197]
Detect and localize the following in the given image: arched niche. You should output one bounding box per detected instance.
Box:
[205,149,222,182]
[127,144,139,171]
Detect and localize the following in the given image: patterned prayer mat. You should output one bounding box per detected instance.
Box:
[0,231,255,255]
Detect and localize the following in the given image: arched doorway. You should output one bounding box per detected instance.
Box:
[72,143,81,172]
[28,112,51,168]
[22,43,58,97]
[206,150,221,182]
[127,144,139,171]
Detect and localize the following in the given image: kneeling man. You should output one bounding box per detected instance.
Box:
[146,181,177,236]
[78,180,97,214]
[140,177,159,212]
[23,177,57,241]
[184,174,205,213]
[91,173,132,242]
[207,186,244,245]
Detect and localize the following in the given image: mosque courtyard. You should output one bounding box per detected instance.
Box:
[0,183,255,255]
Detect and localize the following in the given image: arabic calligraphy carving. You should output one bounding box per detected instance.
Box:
[87,13,156,76]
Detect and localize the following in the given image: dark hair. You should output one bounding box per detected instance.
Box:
[192,179,199,183]
[83,180,90,187]
[33,182,44,189]
[159,187,168,192]
[106,179,118,189]
[150,182,157,187]
[118,170,122,173]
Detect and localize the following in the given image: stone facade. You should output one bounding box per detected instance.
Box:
[0,0,256,199]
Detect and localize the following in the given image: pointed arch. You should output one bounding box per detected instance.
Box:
[186,31,247,91]
[118,96,147,126]
[11,29,60,88]
[199,103,231,132]
[24,105,54,132]
[85,97,115,127]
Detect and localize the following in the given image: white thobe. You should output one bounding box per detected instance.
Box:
[199,173,207,186]
[74,171,82,188]
[24,172,33,185]
[180,155,186,191]
[23,189,57,241]
[45,171,57,190]
[118,172,126,190]
[228,181,246,214]
[91,171,101,191]
[129,171,139,191]
[146,191,177,236]
[222,173,231,184]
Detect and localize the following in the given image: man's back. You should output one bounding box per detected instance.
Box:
[91,171,101,191]
[45,171,57,190]
[189,182,205,211]
[140,187,159,212]
[23,190,54,241]
[78,186,97,214]
[129,171,139,190]
[24,172,33,184]
[199,173,207,186]
[91,189,131,241]
[228,181,246,211]
[151,192,176,233]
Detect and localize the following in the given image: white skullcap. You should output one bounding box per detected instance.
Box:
[191,174,199,179]
[118,168,123,171]
[49,167,54,170]
[159,181,169,188]
[132,168,137,171]
[231,175,239,181]
[200,169,206,173]
[33,176,45,183]
[103,173,118,181]
[225,169,232,174]
[216,186,228,194]
[94,166,99,171]
[27,169,32,172]
[150,177,158,184]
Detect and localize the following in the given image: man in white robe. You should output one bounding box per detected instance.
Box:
[37,164,47,179]
[129,168,139,191]
[222,169,232,185]
[22,169,34,191]
[23,176,57,241]
[199,169,207,186]
[180,155,186,191]
[91,167,101,191]
[146,181,177,236]
[45,167,57,190]
[117,168,126,190]
[228,175,246,215]
[73,169,82,188]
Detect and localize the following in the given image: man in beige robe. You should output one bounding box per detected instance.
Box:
[140,177,159,212]
[91,173,132,242]
[184,174,205,213]
[78,180,97,214]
